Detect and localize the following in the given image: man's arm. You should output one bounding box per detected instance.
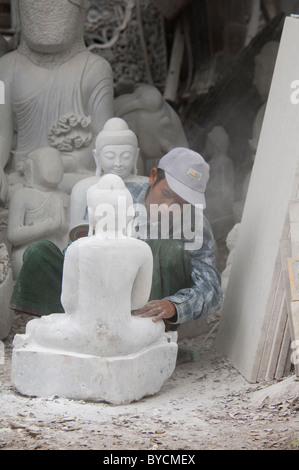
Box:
[133,217,222,325]
[165,217,223,324]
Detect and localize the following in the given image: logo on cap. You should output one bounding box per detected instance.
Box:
[187,168,202,182]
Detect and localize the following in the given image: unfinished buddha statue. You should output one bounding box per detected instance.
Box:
[7,148,69,279]
[11,174,177,403]
[0,0,114,195]
[70,117,147,230]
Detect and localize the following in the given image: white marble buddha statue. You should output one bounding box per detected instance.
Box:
[18,174,166,357]
[70,117,147,229]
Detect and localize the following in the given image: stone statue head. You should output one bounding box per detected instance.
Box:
[93,118,139,180]
[24,147,64,189]
[18,0,90,53]
[87,174,134,237]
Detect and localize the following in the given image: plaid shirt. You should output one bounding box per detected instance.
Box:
[125,182,223,324]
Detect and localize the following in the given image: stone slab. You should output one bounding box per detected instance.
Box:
[215,16,299,382]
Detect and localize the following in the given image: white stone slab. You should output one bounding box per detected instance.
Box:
[215,16,299,382]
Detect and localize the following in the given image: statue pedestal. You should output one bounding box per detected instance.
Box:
[11,335,177,404]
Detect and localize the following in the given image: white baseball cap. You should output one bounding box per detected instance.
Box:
[158,147,210,207]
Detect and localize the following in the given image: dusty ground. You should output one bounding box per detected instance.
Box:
[0,312,298,451]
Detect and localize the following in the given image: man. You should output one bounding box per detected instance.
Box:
[10,148,222,328]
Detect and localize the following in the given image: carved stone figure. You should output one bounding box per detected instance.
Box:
[70,117,147,230]
[0,244,14,341]
[11,174,177,404]
[7,148,69,279]
[114,84,189,174]
[0,0,114,196]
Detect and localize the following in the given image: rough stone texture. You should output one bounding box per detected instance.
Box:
[11,336,177,405]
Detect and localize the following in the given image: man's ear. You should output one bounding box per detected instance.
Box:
[149,167,158,185]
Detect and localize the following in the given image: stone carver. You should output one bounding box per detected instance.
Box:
[11,174,178,404]
[70,117,147,231]
[0,0,114,196]
[7,148,69,279]
[10,147,222,329]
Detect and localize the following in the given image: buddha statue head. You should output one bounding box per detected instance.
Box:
[93,118,140,180]
[23,147,64,190]
[87,174,134,238]
[18,0,90,54]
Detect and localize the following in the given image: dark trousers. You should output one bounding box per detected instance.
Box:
[10,239,192,317]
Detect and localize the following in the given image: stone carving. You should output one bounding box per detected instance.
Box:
[11,174,177,404]
[85,0,167,89]
[7,148,69,279]
[114,84,189,175]
[210,23,247,85]
[0,0,114,196]
[70,117,147,230]
[0,243,14,341]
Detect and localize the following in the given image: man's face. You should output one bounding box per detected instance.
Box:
[145,168,187,216]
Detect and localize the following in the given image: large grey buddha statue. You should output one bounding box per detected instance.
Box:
[0,0,114,196]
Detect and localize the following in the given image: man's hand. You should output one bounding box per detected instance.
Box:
[132,300,177,323]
